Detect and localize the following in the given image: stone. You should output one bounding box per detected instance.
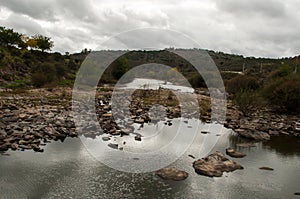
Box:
[121,128,132,135]
[259,167,274,171]
[11,143,18,150]
[193,151,243,177]
[19,145,32,150]
[134,118,145,124]
[236,130,270,141]
[102,137,110,141]
[102,113,113,117]
[201,131,210,134]
[134,134,142,141]
[226,148,246,158]
[108,143,118,150]
[156,168,188,181]
[0,144,8,151]
[188,154,196,159]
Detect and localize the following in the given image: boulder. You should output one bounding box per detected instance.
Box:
[156,168,188,181]
[226,148,246,158]
[193,151,243,177]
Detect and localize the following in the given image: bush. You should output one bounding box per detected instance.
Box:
[31,72,49,87]
[188,73,206,88]
[31,63,57,87]
[267,64,293,80]
[263,74,300,112]
[233,90,263,115]
[112,57,129,79]
[226,75,259,94]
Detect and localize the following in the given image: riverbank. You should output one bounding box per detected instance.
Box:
[0,87,299,154]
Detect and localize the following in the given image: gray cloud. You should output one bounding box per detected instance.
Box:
[214,0,286,18]
[0,13,45,35]
[0,0,299,57]
[0,0,58,21]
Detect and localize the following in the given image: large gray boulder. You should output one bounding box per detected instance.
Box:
[193,151,243,177]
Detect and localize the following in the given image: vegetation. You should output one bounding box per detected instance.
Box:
[228,65,300,113]
[262,69,300,112]
[0,26,54,52]
[0,26,299,114]
[226,75,260,94]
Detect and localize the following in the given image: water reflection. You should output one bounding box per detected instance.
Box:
[1,127,300,198]
[262,136,300,157]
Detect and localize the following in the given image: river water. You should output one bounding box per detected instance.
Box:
[1,124,299,199]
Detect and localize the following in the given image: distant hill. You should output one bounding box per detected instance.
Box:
[0,45,298,89]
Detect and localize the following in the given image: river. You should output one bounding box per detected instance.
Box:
[1,124,299,198]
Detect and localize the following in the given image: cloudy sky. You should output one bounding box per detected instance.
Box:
[0,0,299,58]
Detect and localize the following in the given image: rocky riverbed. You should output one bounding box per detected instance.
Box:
[0,87,299,155]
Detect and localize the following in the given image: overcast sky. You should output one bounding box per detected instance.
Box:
[1,0,299,58]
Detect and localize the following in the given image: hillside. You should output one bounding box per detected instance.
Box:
[1,45,298,89]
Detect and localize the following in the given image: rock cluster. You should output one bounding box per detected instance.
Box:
[224,102,300,140]
[0,88,76,153]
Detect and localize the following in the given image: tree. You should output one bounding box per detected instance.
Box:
[33,34,54,52]
[112,57,129,79]
[26,38,38,50]
[0,26,23,47]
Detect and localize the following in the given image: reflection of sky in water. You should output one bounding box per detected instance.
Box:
[1,132,300,198]
[121,78,194,93]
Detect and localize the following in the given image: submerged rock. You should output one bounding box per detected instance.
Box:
[236,143,256,148]
[155,168,188,181]
[226,148,246,158]
[193,151,243,177]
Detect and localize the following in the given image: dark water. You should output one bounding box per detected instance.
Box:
[1,127,300,199]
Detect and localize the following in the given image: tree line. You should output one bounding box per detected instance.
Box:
[0,26,53,52]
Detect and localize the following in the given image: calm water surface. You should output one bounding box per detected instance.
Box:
[1,123,299,199]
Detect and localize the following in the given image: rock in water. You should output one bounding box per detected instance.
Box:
[193,151,243,177]
[259,167,274,171]
[226,148,246,158]
[235,130,270,141]
[155,168,188,181]
[188,154,196,159]
[134,134,142,141]
[236,143,256,148]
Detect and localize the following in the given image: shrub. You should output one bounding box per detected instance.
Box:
[31,63,57,87]
[112,57,129,79]
[263,74,300,112]
[188,73,206,88]
[233,90,263,115]
[31,72,49,87]
[226,75,259,94]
